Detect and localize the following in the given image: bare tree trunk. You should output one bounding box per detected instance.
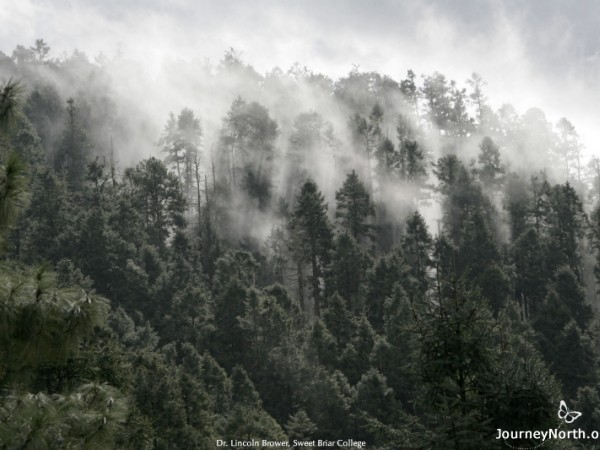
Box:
[193,154,202,230]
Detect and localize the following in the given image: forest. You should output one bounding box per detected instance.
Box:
[1,39,600,449]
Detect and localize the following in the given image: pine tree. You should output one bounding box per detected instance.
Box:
[289,180,333,317]
[591,206,600,296]
[466,73,487,125]
[476,136,504,189]
[329,233,371,308]
[159,108,203,200]
[400,70,419,115]
[402,211,432,295]
[545,182,587,280]
[0,78,22,132]
[414,279,558,449]
[335,170,375,241]
[287,112,326,200]
[374,137,396,181]
[286,410,317,449]
[55,98,92,190]
[403,140,427,184]
[0,153,28,238]
[124,157,186,251]
[420,72,452,132]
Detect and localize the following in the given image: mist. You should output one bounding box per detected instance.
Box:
[4,4,600,448]
[4,0,600,153]
[2,0,600,280]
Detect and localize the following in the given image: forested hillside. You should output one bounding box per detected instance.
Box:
[2,40,600,449]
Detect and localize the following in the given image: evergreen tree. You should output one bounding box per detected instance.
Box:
[124,157,186,251]
[348,104,383,194]
[591,206,600,295]
[545,182,587,279]
[159,108,203,200]
[24,84,64,155]
[55,98,92,190]
[335,170,375,241]
[420,72,452,132]
[329,233,371,308]
[286,410,317,449]
[219,97,278,209]
[0,153,28,238]
[504,172,530,240]
[286,112,326,200]
[374,137,396,181]
[414,279,558,449]
[366,247,413,331]
[555,117,582,183]
[476,136,504,189]
[0,265,130,448]
[402,211,432,295]
[0,78,22,131]
[289,180,333,316]
[403,140,427,184]
[400,70,419,115]
[466,73,487,125]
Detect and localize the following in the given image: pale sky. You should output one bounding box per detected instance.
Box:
[1,0,599,158]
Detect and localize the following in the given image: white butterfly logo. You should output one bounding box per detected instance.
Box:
[558,400,582,423]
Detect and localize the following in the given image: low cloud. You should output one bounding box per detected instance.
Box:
[1,0,599,157]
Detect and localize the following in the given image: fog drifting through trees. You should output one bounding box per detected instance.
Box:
[2,37,600,449]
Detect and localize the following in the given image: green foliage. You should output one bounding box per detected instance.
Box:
[402,211,432,295]
[335,170,375,240]
[159,108,202,199]
[286,410,317,448]
[0,265,109,382]
[0,153,28,237]
[4,46,600,449]
[290,179,333,316]
[366,247,413,331]
[414,279,559,449]
[329,233,371,307]
[476,136,504,188]
[24,83,64,153]
[218,97,278,212]
[55,98,93,190]
[0,261,132,447]
[124,157,186,250]
[0,383,128,449]
[0,78,23,132]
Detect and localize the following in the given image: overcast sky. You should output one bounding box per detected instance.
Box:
[1,0,599,158]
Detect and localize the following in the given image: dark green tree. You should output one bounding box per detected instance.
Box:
[0,78,22,131]
[55,98,92,190]
[402,211,432,295]
[289,180,333,316]
[476,136,504,189]
[124,157,186,251]
[159,108,203,200]
[420,72,452,132]
[328,233,371,309]
[335,170,375,241]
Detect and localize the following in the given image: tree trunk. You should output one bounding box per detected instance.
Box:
[311,254,321,317]
[297,261,305,313]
